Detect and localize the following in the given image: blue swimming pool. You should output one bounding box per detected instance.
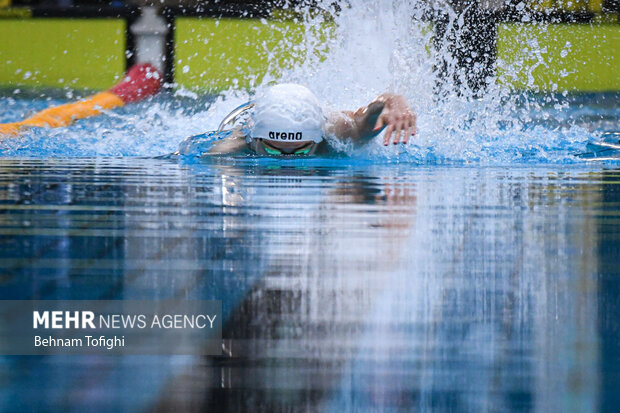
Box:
[0,151,618,411]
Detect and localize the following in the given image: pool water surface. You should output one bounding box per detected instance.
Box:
[0,158,618,411]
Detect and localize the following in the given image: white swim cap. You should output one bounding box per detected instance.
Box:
[250,84,325,144]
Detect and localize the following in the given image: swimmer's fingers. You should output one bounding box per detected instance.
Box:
[404,124,413,144]
[411,112,417,136]
[383,124,395,146]
[393,120,406,145]
[403,113,417,144]
[405,115,416,143]
[374,114,386,133]
[396,116,411,144]
[391,120,399,145]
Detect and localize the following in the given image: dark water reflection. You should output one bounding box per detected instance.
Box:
[0,158,618,412]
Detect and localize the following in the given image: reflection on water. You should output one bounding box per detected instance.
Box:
[0,158,618,412]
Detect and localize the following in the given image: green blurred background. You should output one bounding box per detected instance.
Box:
[0,0,618,92]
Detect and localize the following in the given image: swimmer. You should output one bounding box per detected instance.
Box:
[204,84,417,156]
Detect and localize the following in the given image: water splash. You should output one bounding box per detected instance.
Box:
[0,0,616,163]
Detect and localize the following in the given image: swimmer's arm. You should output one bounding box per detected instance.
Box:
[326,94,417,146]
[325,103,384,146]
[207,131,247,154]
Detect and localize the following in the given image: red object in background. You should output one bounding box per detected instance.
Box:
[110,63,163,104]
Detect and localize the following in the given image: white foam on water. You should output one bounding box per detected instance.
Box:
[260,0,601,164]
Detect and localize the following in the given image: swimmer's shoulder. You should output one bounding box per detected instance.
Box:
[207,131,249,155]
[314,140,331,156]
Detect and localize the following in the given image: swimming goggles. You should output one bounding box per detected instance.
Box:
[256,139,316,156]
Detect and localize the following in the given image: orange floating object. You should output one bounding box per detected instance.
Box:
[0,63,162,137]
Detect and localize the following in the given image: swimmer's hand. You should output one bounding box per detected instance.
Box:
[372,94,417,146]
[327,93,417,146]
